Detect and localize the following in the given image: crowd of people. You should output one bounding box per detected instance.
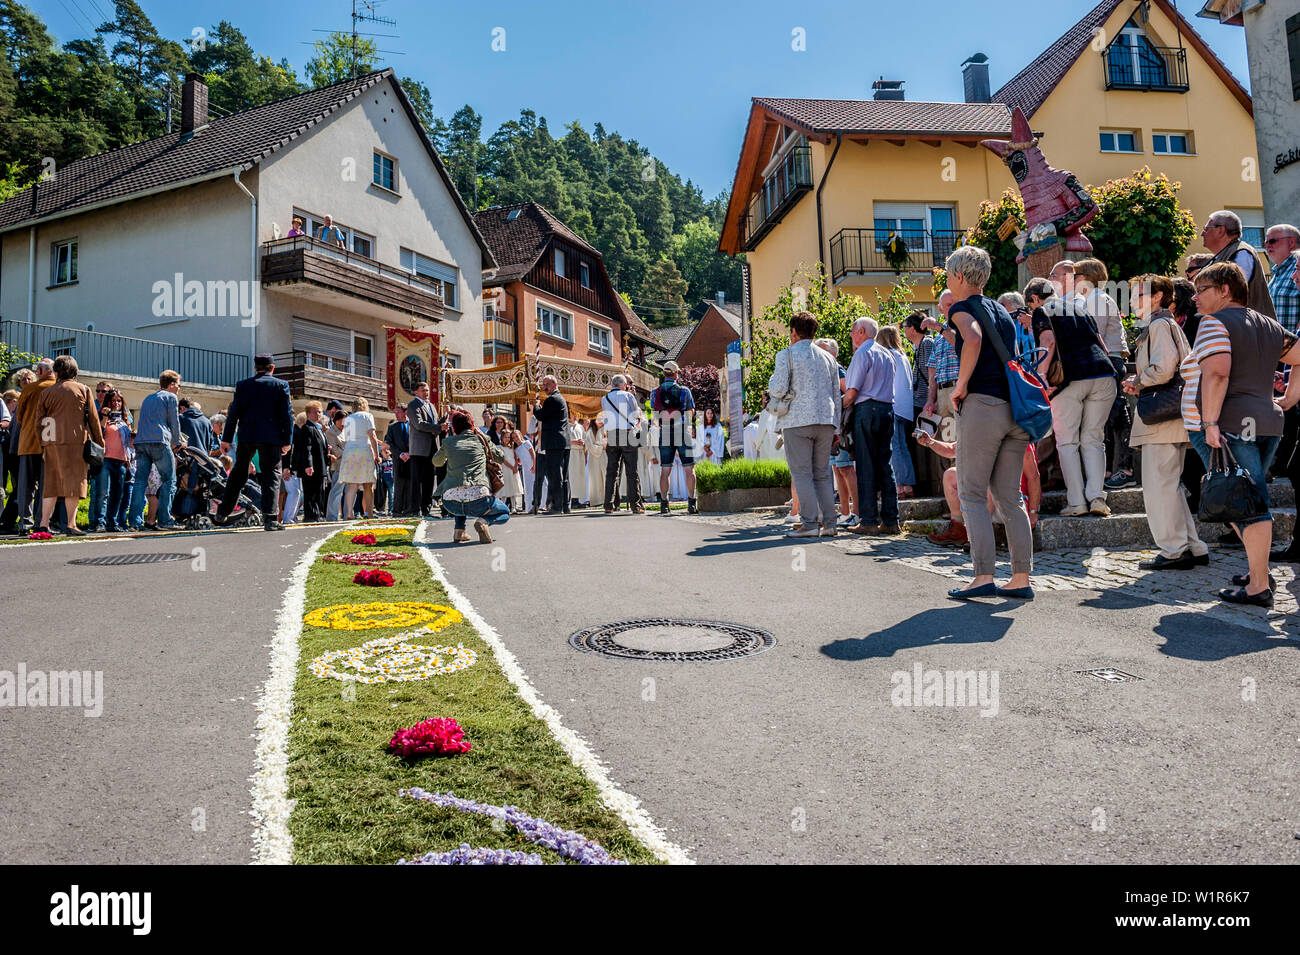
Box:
[764,210,1300,608]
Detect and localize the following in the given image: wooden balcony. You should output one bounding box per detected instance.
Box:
[271,350,388,408]
[627,363,659,395]
[261,236,444,323]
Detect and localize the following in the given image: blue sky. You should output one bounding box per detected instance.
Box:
[35,0,1250,199]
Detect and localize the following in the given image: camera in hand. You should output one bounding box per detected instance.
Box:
[913,413,940,441]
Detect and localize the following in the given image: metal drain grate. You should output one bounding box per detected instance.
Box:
[68,553,192,566]
[1075,667,1143,684]
[568,618,776,662]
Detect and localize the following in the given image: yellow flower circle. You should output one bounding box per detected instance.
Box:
[309,634,476,684]
[303,602,462,632]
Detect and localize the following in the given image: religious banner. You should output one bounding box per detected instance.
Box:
[445,353,624,419]
[444,358,532,405]
[386,327,440,412]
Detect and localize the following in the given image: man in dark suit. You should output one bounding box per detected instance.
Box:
[406,381,439,518]
[384,406,412,516]
[216,354,294,530]
[293,401,329,522]
[533,374,570,514]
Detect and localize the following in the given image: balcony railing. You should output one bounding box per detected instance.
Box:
[1102,45,1189,92]
[271,349,387,407]
[1,319,250,387]
[261,235,444,322]
[483,318,516,348]
[829,228,966,282]
[739,145,813,252]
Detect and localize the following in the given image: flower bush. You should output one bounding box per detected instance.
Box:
[963,189,1024,297]
[1082,167,1196,282]
[388,717,472,757]
[352,568,395,587]
[398,789,626,865]
[27,531,53,540]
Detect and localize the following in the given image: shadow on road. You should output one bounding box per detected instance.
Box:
[685,526,806,557]
[1151,611,1300,662]
[820,604,1017,660]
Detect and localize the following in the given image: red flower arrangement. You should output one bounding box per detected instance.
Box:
[388,718,472,758]
[28,531,53,540]
[350,533,378,545]
[352,568,395,587]
[323,551,410,567]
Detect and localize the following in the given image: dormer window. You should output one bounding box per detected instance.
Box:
[1103,18,1187,92]
[579,262,591,288]
[555,247,567,278]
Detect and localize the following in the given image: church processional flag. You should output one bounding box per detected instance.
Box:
[386,327,441,411]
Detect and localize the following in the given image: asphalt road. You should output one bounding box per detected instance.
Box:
[430,510,1300,865]
[0,526,324,864]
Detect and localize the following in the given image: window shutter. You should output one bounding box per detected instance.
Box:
[291,318,351,359]
[1290,13,1300,101]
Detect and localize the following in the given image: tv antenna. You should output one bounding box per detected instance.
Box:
[306,0,404,78]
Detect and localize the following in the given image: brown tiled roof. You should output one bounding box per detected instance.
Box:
[655,324,695,361]
[994,0,1250,118]
[474,201,660,346]
[0,69,496,265]
[752,97,1012,136]
[473,202,600,284]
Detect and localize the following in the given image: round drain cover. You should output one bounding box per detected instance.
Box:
[568,618,775,662]
[68,553,192,566]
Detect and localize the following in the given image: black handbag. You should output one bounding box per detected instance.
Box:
[1136,377,1183,424]
[1197,443,1267,524]
[82,393,105,472]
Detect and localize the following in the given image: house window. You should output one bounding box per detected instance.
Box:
[1152,132,1191,155]
[443,353,460,369]
[579,262,591,288]
[352,332,375,375]
[1099,130,1140,153]
[555,248,567,278]
[373,151,396,191]
[50,336,76,357]
[588,322,612,356]
[293,208,374,254]
[351,230,374,258]
[1107,20,1169,88]
[51,239,78,286]
[1231,209,1266,249]
[871,203,958,263]
[400,248,459,309]
[536,302,573,342]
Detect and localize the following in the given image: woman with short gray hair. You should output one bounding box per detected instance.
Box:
[944,246,1035,600]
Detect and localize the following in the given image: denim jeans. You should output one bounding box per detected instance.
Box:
[100,458,128,529]
[443,493,511,530]
[890,414,917,487]
[129,443,177,528]
[1188,429,1279,527]
[117,472,134,528]
[326,473,345,520]
[851,400,897,525]
[282,474,301,524]
[88,466,109,528]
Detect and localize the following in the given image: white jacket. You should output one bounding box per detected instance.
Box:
[767,339,841,432]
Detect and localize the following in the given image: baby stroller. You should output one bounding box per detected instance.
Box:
[172,445,263,530]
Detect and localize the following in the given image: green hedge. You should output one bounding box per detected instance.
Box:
[695,458,791,494]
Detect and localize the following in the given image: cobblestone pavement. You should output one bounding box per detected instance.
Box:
[681,513,1300,641]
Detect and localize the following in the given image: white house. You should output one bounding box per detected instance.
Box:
[0,69,495,416]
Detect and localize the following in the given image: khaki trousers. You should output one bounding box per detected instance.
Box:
[955,394,1033,577]
[1140,442,1207,559]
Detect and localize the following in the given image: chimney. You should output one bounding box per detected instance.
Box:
[871,78,905,102]
[181,73,209,135]
[715,291,726,308]
[962,53,991,104]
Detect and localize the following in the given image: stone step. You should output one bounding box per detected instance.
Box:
[904,508,1297,551]
[899,480,1294,522]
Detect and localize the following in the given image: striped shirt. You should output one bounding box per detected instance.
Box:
[927,333,960,386]
[1179,317,1231,432]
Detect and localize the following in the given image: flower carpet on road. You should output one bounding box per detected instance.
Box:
[322,551,410,567]
[284,522,661,864]
[352,568,395,587]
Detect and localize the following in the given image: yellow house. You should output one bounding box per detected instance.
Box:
[720,0,1262,317]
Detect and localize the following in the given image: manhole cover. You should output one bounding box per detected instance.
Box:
[68,553,192,566]
[568,618,775,662]
[1075,667,1143,684]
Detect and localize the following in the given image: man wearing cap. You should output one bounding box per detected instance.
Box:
[215,354,294,530]
[651,360,698,514]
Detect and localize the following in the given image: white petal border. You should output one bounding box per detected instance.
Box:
[249,531,330,864]
[413,522,693,865]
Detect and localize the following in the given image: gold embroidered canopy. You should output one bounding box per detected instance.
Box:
[445,354,624,404]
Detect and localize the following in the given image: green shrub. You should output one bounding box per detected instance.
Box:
[695,458,790,494]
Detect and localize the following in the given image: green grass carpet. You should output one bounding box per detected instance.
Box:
[287,524,660,864]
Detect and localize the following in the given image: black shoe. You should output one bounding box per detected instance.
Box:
[212,512,230,527]
[264,520,285,531]
[687,498,698,514]
[1103,470,1136,490]
[1231,571,1276,589]
[1138,552,1198,571]
[660,501,669,515]
[1190,552,1210,566]
[1218,586,1273,608]
[1270,544,1300,563]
